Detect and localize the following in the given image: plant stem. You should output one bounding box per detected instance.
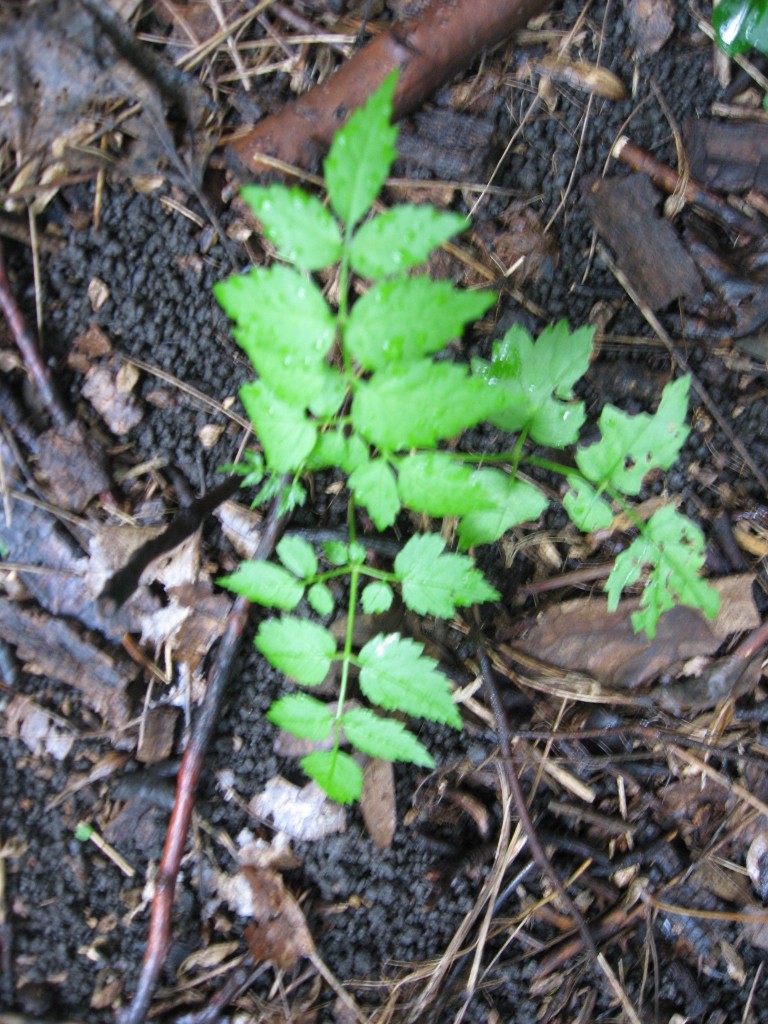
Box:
[333,505,361,758]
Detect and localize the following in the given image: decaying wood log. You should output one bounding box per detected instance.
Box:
[227,0,552,178]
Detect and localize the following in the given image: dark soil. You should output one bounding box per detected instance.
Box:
[2,2,768,1023]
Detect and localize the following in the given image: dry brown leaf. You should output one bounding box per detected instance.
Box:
[624,0,674,57]
[82,357,144,436]
[36,421,110,512]
[242,866,315,972]
[4,695,75,760]
[507,575,758,692]
[531,55,626,100]
[216,501,263,560]
[361,758,396,850]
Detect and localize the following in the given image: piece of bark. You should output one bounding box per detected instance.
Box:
[583,172,702,311]
[0,486,160,641]
[0,597,133,723]
[137,707,179,764]
[396,107,496,180]
[227,0,552,178]
[684,117,768,195]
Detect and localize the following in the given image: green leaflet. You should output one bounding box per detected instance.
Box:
[349,206,468,278]
[342,707,434,767]
[277,535,317,578]
[576,376,690,496]
[255,617,337,685]
[307,583,335,616]
[215,265,335,364]
[324,70,398,228]
[345,278,494,370]
[239,380,317,472]
[358,633,462,729]
[301,750,363,804]
[562,477,614,532]
[348,458,401,529]
[352,360,495,452]
[267,693,333,741]
[394,534,499,617]
[322,541,349,566]
[218,561,303,610]
[712,0,768,56]
[472,321,592,447]
[241,185,342,270]
[457,469,548,549]
[396,452,497,517]
[605,505,720,638]
[360,581,394,614]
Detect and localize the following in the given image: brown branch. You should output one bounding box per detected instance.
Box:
[0,240,70,430]
[227,0,552,178]
[117,497,287,1024]
[474,627,599,966]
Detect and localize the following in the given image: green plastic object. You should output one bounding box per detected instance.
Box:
[712,0,768,56]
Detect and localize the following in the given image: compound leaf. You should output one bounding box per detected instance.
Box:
[255,617,337,686]
[360,581,394,614]
[473,321,592,447]
[267,693,334,741]
[605,505,720,639]
[239,380,317,472]
[277,535,317,578]
[349,205,468,278]
[394,534,499,617]
[218,561,303,610]
[457,469,548,549]
[342,707,434,767]
[240,184,342,270]
[324,71,398,227]
[348,458,400,529]
[346,278,494,370]
[352,360,495,452]
[301,750,363,804]
[562,477,614,532]
[576,376,691,496]
[308,582,335,616]
[358,633,462,728]
[396,452,497,517]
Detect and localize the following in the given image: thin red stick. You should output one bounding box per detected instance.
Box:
[118,499,287,1024]
[0,240,70,430]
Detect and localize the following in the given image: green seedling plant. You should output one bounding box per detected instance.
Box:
[215,72,719,804]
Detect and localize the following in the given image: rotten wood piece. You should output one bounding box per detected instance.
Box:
[612,136,766,237]
[683,117,768,195]
[583,172,702,311]
[227,0,552,178]
[0,598,133,723]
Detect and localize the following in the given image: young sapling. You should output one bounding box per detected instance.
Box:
[215,71,719,803]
